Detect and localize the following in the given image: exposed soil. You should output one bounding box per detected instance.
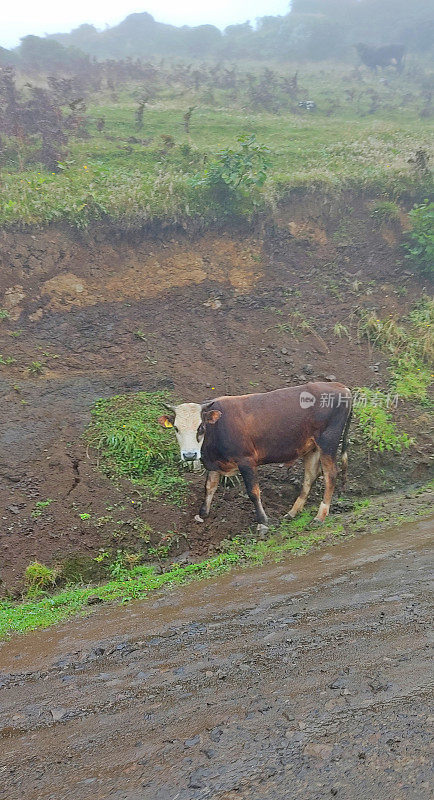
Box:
[0,194,432,593]
[0,506,432,799]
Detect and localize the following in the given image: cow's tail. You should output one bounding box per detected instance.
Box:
[340,405,353,490]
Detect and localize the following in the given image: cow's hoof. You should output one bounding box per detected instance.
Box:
[256,523,269,538]
[311,516,325,526]
[284,510,297,519]
[194,514,204,523]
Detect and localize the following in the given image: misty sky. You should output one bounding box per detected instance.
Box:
[2,1,291,49]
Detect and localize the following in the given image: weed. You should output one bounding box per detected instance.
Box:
[9,329,23,337]
[326,280,344,301]
[333,322,350,338]
[0,355,16,365]
[79,512,91,520]
[147,543,172,561]
[370,200,400,223]
[24,562,57,598]
[190,133,270,214]
[390,357,432,404]
[31,499,53,518]
[107,550,131,579]
[28,360,44,375]
[352,498,371,513]
[408,297,434,362]
[0,309,10,320]
[358,312,406,355]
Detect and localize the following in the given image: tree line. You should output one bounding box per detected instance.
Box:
[1,0,433,72]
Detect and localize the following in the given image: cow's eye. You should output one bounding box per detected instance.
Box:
[197,423,204,439]
[174,425,179,433]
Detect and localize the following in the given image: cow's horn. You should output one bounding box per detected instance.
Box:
[163,402,176,412]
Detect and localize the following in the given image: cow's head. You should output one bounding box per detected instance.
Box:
[158,402,221,462]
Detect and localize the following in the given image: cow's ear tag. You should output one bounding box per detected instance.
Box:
[158,415,174,428]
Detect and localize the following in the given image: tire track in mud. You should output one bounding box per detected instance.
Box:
[0,515,432,799]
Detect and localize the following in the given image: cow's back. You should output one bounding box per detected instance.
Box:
[202,382,351,468]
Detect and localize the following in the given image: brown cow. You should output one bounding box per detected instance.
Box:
[158,382,352,531]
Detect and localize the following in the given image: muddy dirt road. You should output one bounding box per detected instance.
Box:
[1,514,433,799]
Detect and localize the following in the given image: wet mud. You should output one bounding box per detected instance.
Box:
[1,514,433,799]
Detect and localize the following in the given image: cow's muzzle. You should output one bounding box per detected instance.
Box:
[181,451,200,462]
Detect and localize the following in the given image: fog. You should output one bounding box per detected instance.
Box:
[2,0,290,48]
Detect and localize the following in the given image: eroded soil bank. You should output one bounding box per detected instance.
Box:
[0,510,432,799]
[0,193,432,592]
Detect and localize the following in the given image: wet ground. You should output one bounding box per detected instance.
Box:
[1,513,433,799]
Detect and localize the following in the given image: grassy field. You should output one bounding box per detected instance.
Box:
[1,61,433,228]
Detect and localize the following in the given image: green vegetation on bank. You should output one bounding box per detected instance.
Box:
[405,200,434,277]
[352,387,413,452]
[1,486,432,639]
[1,61,433,229]
[358,296,434,406]
[85,391,187,503]
[352,297,433,452]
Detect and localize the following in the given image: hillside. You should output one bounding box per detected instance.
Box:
[0,55,432,604]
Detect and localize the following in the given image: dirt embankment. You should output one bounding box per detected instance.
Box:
[0,194,432,592]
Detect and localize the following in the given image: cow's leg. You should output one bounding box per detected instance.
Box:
[195,470,220,523]
[238,463,268,530]
[314,453,338,522]
[286,448,321,519]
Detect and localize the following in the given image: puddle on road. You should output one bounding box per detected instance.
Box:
[1,514,432,672]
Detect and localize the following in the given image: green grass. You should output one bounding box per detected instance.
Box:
[358,297,434,405]
[85,390,187,503]
[1,489,432,639]
[353,387,413,452]
[0,514,345,638]
[24,562,57,598]
[391,357,433,404]
[1,62,433,228]
[370,200,401,223]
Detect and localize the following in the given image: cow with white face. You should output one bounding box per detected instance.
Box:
[158,402,221,463]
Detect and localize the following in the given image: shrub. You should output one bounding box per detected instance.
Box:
[191,134,270,212]
[404,201,434,277]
